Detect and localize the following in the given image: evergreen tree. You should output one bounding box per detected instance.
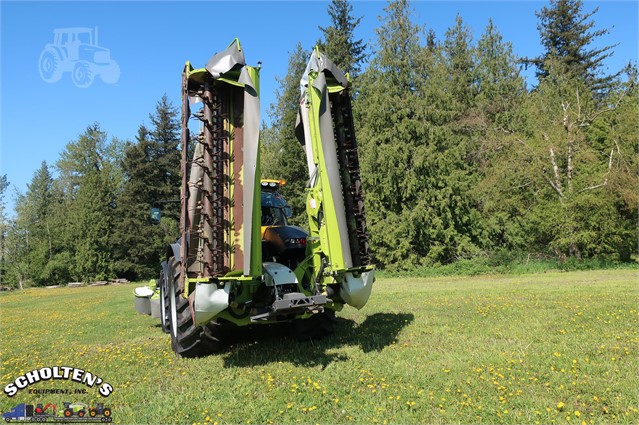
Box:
[16,162,55,285]
[356,1,487,268]
[318,0,367,78]
[0,175,9,286]
[0,175,7,218]
[55,124,121,282]
[524,0,619,94]
[265,43,310,226]
[3,218,29,289]
[370,0,422,91]
[585,65,639,260]
[112,96,181,279]
[442,15,478,109]
[355,0,423,267]
[422,15,485,264]
[356,0,429,267]
[148,94,181,224]
[473,21,528,251]
[475,19,526,128]
[259,124,279,179]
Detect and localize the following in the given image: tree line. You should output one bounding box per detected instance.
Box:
[0,0,636,287]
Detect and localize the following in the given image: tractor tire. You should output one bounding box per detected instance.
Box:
[289,309,336,341]
[38,47,63,83]
[64,409,72,417]
[72,61,94,88]
[159,267,170,334]
[167,256,222,357]
[77,411,85,418]
[103,409,111,417]
[99,61,120,85]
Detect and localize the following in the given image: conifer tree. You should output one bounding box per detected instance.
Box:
[15,162,55,285]
[113,95,182,279]
[524,0,618,94]
[318,0,366,78]
[0,175,9,285]
[356,1,488,268]
[356,0,434,267]
[265,43,310,226]
[56,124,121,281]
[475,19,526,128]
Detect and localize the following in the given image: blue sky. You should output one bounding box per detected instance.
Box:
[1,1,637,215]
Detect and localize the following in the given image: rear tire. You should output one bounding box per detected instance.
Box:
[289,309,335,341]
[167,256,222,357]
[38,47,62,83]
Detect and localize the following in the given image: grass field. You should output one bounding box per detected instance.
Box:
[0,269,637,424]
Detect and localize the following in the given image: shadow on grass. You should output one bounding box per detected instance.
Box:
[221,312,414,369]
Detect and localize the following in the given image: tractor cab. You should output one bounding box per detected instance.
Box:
[260,179,308,269]
[260,179,292,230]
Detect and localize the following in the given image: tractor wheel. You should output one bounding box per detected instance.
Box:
[38,47,63,83]
[289,309,336,341]
[64,409,72,417]
[159,266,170,334]
[72,61,94,88]
[89,409,96,417]
[99,61,120,85]
[77,411,85,418]
[103,409,111,417]
[167,256,222,357]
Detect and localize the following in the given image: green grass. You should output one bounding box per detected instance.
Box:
[1,269,637,424]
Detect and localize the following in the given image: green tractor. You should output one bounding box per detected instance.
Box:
[62,402,88,418]
[156,40,373,357]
